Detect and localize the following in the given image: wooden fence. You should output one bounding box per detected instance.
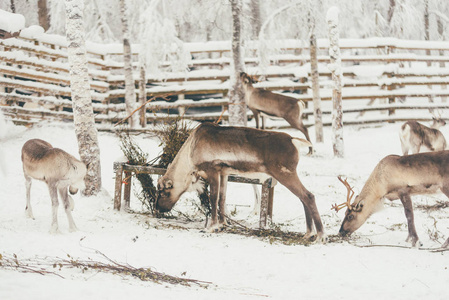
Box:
[1,34,449,129]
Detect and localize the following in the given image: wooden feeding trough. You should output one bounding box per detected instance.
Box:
[113,161,277,228]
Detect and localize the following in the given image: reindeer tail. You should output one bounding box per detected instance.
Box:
[292,137,313,149]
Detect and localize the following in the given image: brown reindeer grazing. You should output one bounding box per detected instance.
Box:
[155,122,325,242]
[333,151,449,248]
[399,119,446,155]
[22,139,87,233]
[240,72,313,155]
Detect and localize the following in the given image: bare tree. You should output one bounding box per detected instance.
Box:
[38,0,50,31]
[308,1,323,143]
[120,0,137,128]
[327,6,344,158]
[249,0,262,39]
[228,0,247,126]
[65,0,102,196]
[10,0,15,13]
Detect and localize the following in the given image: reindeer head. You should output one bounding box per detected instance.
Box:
[155,171,203,213]
[332,176,367,237]
[68,161,87,195]
[240,72,255,89]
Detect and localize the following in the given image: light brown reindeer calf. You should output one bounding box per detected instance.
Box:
[399,119,447,155]
[240,72,313,154]
[22,139,86,233]
[333,151,449,248]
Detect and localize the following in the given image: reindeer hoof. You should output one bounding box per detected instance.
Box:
[314,233,328,244]
[69,226,78,233]
[406,235,422,247]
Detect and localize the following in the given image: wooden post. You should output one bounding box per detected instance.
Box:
[113,162,124,210]
[123,171,132,210]
[259,179,269,229]
[259,177,275,228]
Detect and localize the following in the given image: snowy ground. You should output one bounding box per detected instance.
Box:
[1,117,448,299]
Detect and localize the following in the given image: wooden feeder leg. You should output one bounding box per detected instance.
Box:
[267,186,274,224]
[259,180,270,229]
[123,171,132,210]
[113,164,124,211]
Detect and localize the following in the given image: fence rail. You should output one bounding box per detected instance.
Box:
[1,34,449,129]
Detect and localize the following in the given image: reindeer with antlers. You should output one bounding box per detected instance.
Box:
[332,150,449,248]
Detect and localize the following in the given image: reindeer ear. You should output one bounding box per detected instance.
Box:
[165,180,173,189]
[191,171,199,183]
[355,200,364,212]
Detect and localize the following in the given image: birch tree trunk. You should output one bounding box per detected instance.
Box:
[120,0,137,128]
[327,7,344,158]
[65,0,102,196]
[139,64,147,127]
[228,0,247,126]
[38,0,50,31]
[308,7,323,143]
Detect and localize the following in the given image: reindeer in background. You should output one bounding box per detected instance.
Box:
[332,151,449,248]
[22,139,86,233]
[399,117,447,155]
[240,72,313,155]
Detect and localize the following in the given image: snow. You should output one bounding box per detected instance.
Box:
[19,25,45,39]
[326,7,340,25]
[0,9,25,33]
[1,113,449,299]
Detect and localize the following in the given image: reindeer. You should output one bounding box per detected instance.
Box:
[399,118,447,155]
[332,151,449,248]
[155,122,325,242]
[22,139,87,233]
[240,72,313,155]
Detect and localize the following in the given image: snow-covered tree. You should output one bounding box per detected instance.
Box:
[65,0,102,196]
[327,6,344,158]
[308,1,323,144]
[228,0,246,126]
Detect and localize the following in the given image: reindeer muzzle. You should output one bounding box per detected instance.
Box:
[339,227,351,237]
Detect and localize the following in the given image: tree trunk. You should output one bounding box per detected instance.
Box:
[228,0,247,126]
[327,7,344,158]
[10,0,16,13]
[120,0,137,128]
[308,8,323,143]
[424,0,431,66]
[65,0,102,196]
[38,0,50,31]
[139,64,147,127]
[250,0,262,39]
[437,18,447,103]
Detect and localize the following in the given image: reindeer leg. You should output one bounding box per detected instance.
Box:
[261,115,266,130]
[58,186,78,232]
[250,184,261,216]
[399,193,421,247]
[218,174,228,227]
[206,173,220,232]
[47,182,60,234]
[252,110,260,129]
[275,172,325,242]
[24,175,34,219]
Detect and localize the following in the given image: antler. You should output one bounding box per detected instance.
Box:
[331,176,355,212]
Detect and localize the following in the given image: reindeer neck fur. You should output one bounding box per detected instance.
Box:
[163,130,203,194]
[354,161,390,217]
